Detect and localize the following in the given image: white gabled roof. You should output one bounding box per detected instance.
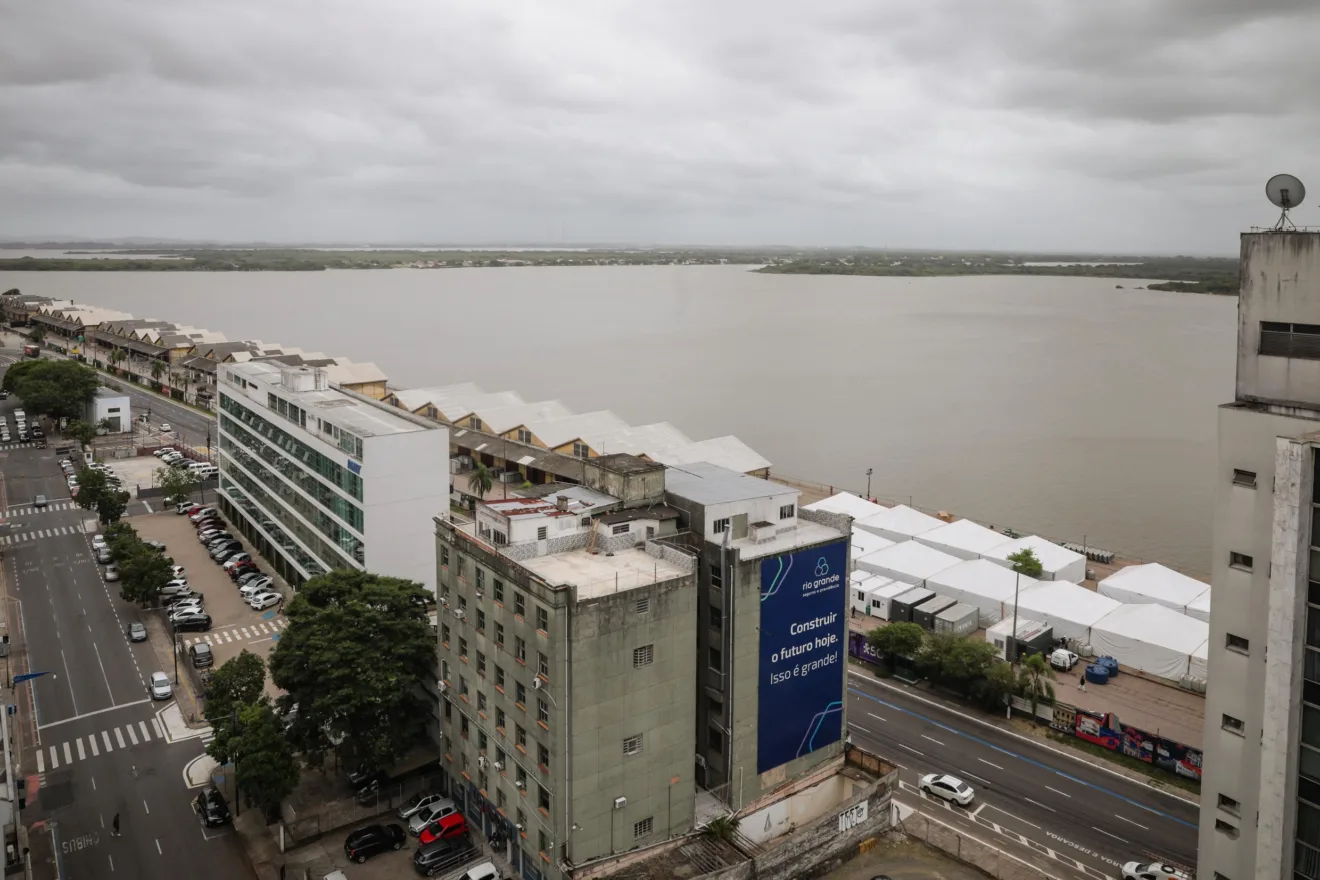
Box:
[524,411,631,449]
[472,400,575,434]
[857,541,961,582]
[804,492,887,521]
[1097,563,1209,611]
[850,529,894,558]
[918,519,1009,557]
[983,534,1085,574]
[648,436,772,475]
[855,504,945,540]
[926,559,1037,602]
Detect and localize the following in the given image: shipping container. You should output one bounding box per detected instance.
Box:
[889,587,934,624]
[934,603,980,637]
[912,594,958,631]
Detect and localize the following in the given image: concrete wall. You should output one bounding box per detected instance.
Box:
[1236,232,1320,408]
[567,575,698,864]
[362,425,449,594]
[582,461,665,506]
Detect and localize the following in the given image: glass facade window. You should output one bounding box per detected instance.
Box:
[219,480,326,579]
[220,392,363,499]
[220,465,357,572]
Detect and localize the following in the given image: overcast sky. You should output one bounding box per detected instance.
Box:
[2,0,1317,253]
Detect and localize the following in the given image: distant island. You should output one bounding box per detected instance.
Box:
[755,252,1240,295]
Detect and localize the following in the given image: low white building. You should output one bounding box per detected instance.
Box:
[88,388,131,433]
[982,534,1087,583]
[854,504,946,544]
[915,518,1009,560]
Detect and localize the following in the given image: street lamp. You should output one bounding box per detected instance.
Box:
[172,620,179,685]
[865,468,873,500]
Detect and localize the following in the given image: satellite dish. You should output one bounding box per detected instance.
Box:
[1266,173,1306,230]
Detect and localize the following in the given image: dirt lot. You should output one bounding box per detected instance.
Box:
[826,838,994,880]
[130,510,288,699]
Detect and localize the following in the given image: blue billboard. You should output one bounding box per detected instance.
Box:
[757,540,848,773]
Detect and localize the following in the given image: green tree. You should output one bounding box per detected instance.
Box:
[117,544,171,605]
[2,359,100,420]
[467,463,494,503]
[1018,653,1056,715]
[972,661,1018,712]
[66,419,98,446]
[28,325,45,344]
[231,700,300,818]
[108,349,126,371]
[156,466,197,506]
[149,359,165,383]
[73,467,129,525]
[205,651,268,764]
[269,570,434,773]
[867,622,926,663]
[1007,548,1044,579]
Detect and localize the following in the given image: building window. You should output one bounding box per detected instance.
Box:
[623,734,643,756]
[709,646,722,671]
[539,831,549,853]
[477,652,487,675]
[710,563,722,588]
[572,441,589,459]
[476,609,486,632]
[636,598,650,614]
[497,788,507,809]
[516,681,527,705]
[1215,818,1239,839]
[1229,552,1253,572]
[1222,714,1245,735]
[1218,793,1241,816]
[1260,321,1320,360]
[634,817,653,838]
[537,651,549,678]
[516,725,527,749]
[709,726,723,750]
[538,743,550,768]
[442,623,451,645]
[516,765,527,789]
[710,604,723,630]
[1232,469,1257,488]
[536,606,548,631]
[713,518,729,534]
[515,592,526,617]
[709,696,723,717]
[538,699,549,724]
[515,637,527,663]
[476,569,485,591]
[536,526,547,541]
[633,645,654,668]
[1226,634,1249,654]
[779,504,795,519]
[459,676,469,698]
[478,730,488,750]
[470,417,484,431]
[441,546,450,567]
[459,637,467,659]
[516,428,532,444]
[538,784,550,813]
[494,579,504,603]
[495,666,505,689]
[496,707,506,730]
[612,523,630,536]
[458,595,467,614]
[478,691,487,712]
[495,623,505,648]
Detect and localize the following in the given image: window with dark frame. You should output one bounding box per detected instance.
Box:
[1226,634,1249,654]
[1229,552,1253,572]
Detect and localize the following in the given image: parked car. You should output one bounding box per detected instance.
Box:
[154,448,176,458]
[240,578,274,597]
[222,553,252,571]
[228,561,259,580]
[149,671,173,700]
[450,860,498,880]
[33,495,47,509]
[169,600,206,617]
[1121,864,1192,880]
[248,592,282,611]
[205,536,236,550]
[407,799,459,835]
[104,564,120,581]
[189,644,214,668]
[1049,649,1079,671]
[919,773,975,806]
[413,835,476,877]
[198,528,228,543]
[236,570,266,587]
[417,813,468,846]
[344,824,406,864]
[189,508,219,523]
[398,791,449,821]
[212,545,243,562]
[92,534,107,551]
[177,502,200,515]
[96,548,113,564]
[171,612,212,632]
[195,786,231,827]
[127,622,148,642]
[143,540,167,553]
[159,423,172,433]
[165,595,201,611]
[170,565,186,579]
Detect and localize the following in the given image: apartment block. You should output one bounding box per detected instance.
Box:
[216,360,449,591]
[1199,231,1320,879]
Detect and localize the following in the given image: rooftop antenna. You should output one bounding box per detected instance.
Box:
[1266,173,1306,231]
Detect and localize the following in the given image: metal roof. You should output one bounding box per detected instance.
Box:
[663,462,795,506]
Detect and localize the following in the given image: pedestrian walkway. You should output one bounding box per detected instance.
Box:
[181,618,287,649]
[32,715,198,773]
[0,441,44,452]
[0,524,84,545]
[5,501,78,517]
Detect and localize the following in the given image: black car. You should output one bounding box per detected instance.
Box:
[189,643,214,668]
[30,425,43,438]
[413,836,476,877]
[172,612,212,632]
[212,547,243,564]
[344,824,406,864]
[195,786,231,826]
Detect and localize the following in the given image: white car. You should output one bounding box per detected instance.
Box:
[170,565,186,579]
[1121,863,1192,880]
[248,592,282,610]
[919,773,975,806]
[159,423,172,433]
[1049,648,1079,671]
[92,535,107,551]
[149,671,173,700]
[240,579,273,598]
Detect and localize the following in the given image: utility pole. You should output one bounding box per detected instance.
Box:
[865,468,873,500]
[1008,568,1021,720]
[172,621,179,685]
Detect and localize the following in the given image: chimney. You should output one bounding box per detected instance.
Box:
[555,495,569,512]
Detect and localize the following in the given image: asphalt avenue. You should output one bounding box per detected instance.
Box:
[846,669,1199,877]
[0,349,250,880]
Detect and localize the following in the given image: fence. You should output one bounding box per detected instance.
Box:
[901,812,1062,880]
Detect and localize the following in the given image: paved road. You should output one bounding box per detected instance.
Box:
[0,354,250,880]
[847,670,1199,878]
[97,372,217,450]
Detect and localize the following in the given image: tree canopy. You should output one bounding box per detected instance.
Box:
[1007,548,1044,579]
[116,543,172,606]
[156,465,198,506]
[206,651,268,765]
[1,359,101,420]
[65,419,98,446]
[269,570,434,773]
[867,621,926,661]
[231,700,300,818]
[74,466,130,525]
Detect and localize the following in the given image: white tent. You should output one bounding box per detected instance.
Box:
[1089,603,1209,682]
[983,535,1088,583]
[1097,563,1210,615]
[1012,582,1122,646]
[855,541,961,586]
[854,504,946,544]
[1186,591,1211,623]
[916,519,1012,561]
[850,529,894,562]
[924,559,1038,626]
[866,581,913,620]
[804,492,887,521]
[850,574,895,614]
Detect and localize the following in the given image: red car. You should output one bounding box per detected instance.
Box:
[417,812,467,846]
[229,562,259,580]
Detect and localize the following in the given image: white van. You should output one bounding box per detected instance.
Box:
[458,863,500,880]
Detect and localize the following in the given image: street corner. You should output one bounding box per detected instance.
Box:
[184,752,221,789]
[23,818,57,880]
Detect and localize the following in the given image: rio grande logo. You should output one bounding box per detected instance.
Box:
[814,558,829,577]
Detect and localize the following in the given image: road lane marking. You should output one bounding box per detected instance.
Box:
[139,721,151,741]
[921,734,945,746]
[850,724,872,734]
[89,736,99,756]
[63,742,72,764]
[869,712,886,721]
[1115,814,1148,829]
[1045,785,1072,798]
[76,739,85,761]
[143,800,150,815]
[899,743,924,755]
[102,731,113,751]
[979,758,1004,770]
[49,746,58,769]
[37,698,152,730]
[152,719,164,738]
[984,804,1041,829]
[1093,826,1128,843]
[93,643,115,706]
[1024,797,1056,812]
[155,839,161,855]
[35,750,43,773]
[958,770,992,786]
[126,725,139,745]
[115,728,126,749]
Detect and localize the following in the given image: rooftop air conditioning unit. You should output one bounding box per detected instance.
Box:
[493,761,504,771]
[498,471,520,484]
[437,681,448,693]
[531,678,543,690]
[453,608,465,619]
[478,756,488,769]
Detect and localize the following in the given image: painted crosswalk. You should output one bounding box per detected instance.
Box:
[5,501,77,517]
[34,717,179,773]
[182,618,287,648]
[0,442,42,451]
[0,524,85,545]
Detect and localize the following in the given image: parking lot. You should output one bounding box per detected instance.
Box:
[131,510,288,699]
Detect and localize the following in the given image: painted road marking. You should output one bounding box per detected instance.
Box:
[1045,785,1072,798]
[921,734,945,746]
[48,746,58,769]
[35,750,44,773]
[1093,827,1128,843]
[958,770,992,786]
[851,724,872,734]
[138,721,150,741]
[126,726,139,746]
[102,731,113,751]
[76,739,85,761]
[114,729,126,749]
[63,742,72,764]
[869,712,886,721]
[899,743,923,755]
[1024,797,1056,812]
[979,758,1004,770]
[1115,814,1148,829]
[89,736,99,757]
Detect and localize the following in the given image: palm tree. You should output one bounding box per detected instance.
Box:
[149,359,165,384]
[468,463,494,507]
[108,348,126,372]
[1018,653,1056,716]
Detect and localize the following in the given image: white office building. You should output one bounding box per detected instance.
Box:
[215,361,449,591]
[1199,230,1320,879]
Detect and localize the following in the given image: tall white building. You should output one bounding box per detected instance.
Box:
[1200,231,1320,878]
[216,361,449,592]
